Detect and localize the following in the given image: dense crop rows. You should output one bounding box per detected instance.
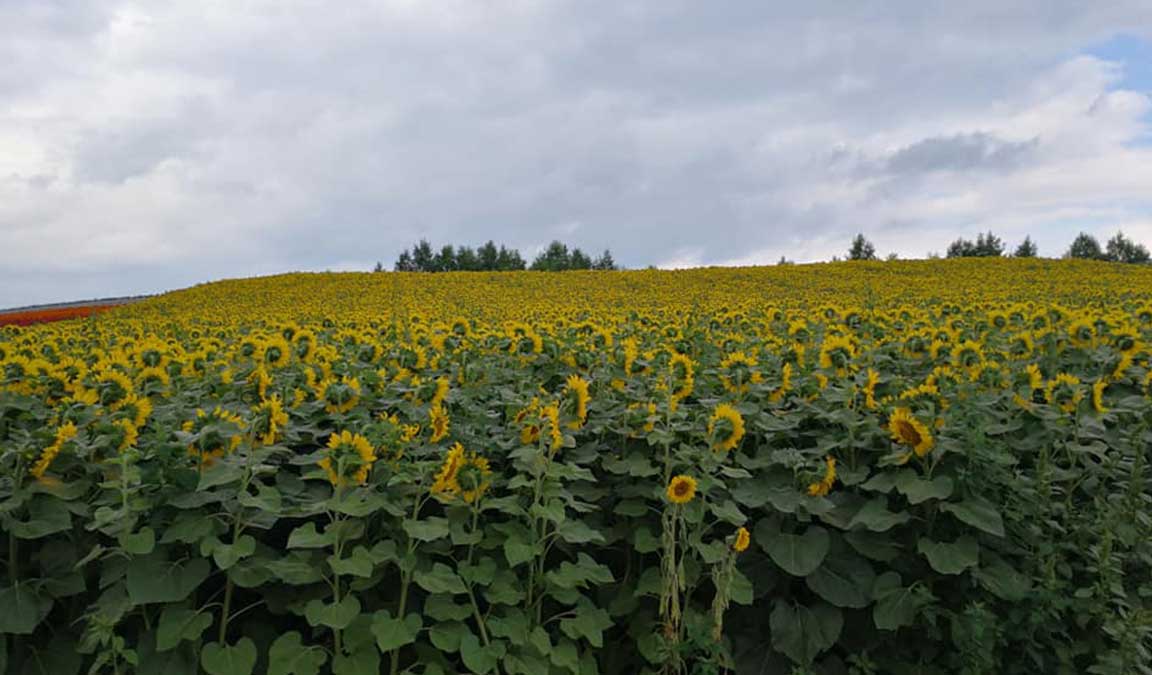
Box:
[1,259,1151,674]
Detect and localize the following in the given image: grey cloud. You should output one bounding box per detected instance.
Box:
[885,133,1040,174]
[1,1,1152,306]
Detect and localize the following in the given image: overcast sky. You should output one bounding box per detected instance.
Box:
[2,2,1151,306]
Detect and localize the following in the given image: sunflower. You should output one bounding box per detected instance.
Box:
[769,362,793,403]
[564,374,590,429]
[862,368,880,409]
[1067,319,1095,347]
[319,376,361,414]
[668,352,695,404]
[429,405,450,443]
[183,407,246,466]
[261,335,292,368]
[732,526,751,553]
[1045,373,1083,413]
[666,474,698,505]
[95,369,134,409]
[707,403,745,452]
[542,401,563,451]
[429,376,451,409]
[719,352,763,395]
[30,421,78,479]
[318,430,376,487]
[807,456,837,496]
[888,408,934,457]
[818,335,856,373]
[1091,379,1108,414]
[252,395,289,446]
[113,418,138,452]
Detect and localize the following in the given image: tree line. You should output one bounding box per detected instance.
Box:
[846,230,1151,264]
[378,239,618,272]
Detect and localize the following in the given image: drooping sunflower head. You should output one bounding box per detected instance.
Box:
[1044,373,1083,413]
[252,395,289,446]
[668,352,695,402]
[95,369,134,409]
[319,376,361,414]
[260,335,293,368]
[707,403,745,452]
[429,405,450,443]
[1091,379,1108,414]
[319,430,376,487]
[563,374,590,429]
[732,526,751,553]
[184,406,247,465]
[112,418,138,452]
[666,474,698,505]
[1068,319,1095,348]
[888,407,934,457]
[807,456,837,496]
[719,351,763,394]
[818,335,857,372]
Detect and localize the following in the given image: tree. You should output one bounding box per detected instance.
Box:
[497,246,526,271]
[570,248,593,270]
[1013,237,1037,258]
[947,231,1004,257]
[531,241,572,271]
[411,240,435,271]
[1105,231,1150,264]
[477,241,499,271]
[373,261,384,272]
[1067,232,1104,260]
[592,249,617,270]
[847,234,877,261]
[456,246,479,271]
[394,250,416,272]
[885,252,899,261]
[433,245,457,272]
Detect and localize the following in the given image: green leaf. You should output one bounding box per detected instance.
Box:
[941,498,1005,537]
[268,631,327,675]
[975,556,1032,601]
[805,553,875,608]
[304,595,361,630]
[329,546,375,578]
[848,498,911,532]
[895,473,954,505]
[197,463,244,491]
[331,647,379,675]
[424,594,473,621]
[213,535,257,570]
[769,601,843,665]
[119,527,156,555]
[546,553,615,590]
[126,556,210,605]
[429,621,469,653]
[844,530,902,562]
[238,483,283,513]
[286,523,334,549]
[6,496,71,539]
[0,583,53,634]
[370,610,422,652]
[156,607,212,651]
[555,519,604,544]
[872,572,923,630]
[459,633,499,674]
[559,603,613,648]
[917,536,979,575]
[200,638,257,675]
[729,568,753,605]
[414,563,467,595]
[403,517,450,542]
[763,526,830,576]
[503,534,536,567]
[267,552,325,585]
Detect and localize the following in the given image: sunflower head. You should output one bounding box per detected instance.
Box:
[732,526,751,553]
[319,430,376,487]
[252,395,289,446]
[666,474,698,505]
[1045,373,1083,413]
[888,408,934,457]
[707,403,745,452]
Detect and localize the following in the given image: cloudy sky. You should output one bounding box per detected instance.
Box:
[2,1,1151,306]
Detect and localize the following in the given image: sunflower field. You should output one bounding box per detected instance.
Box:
[1,258,1151,675]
